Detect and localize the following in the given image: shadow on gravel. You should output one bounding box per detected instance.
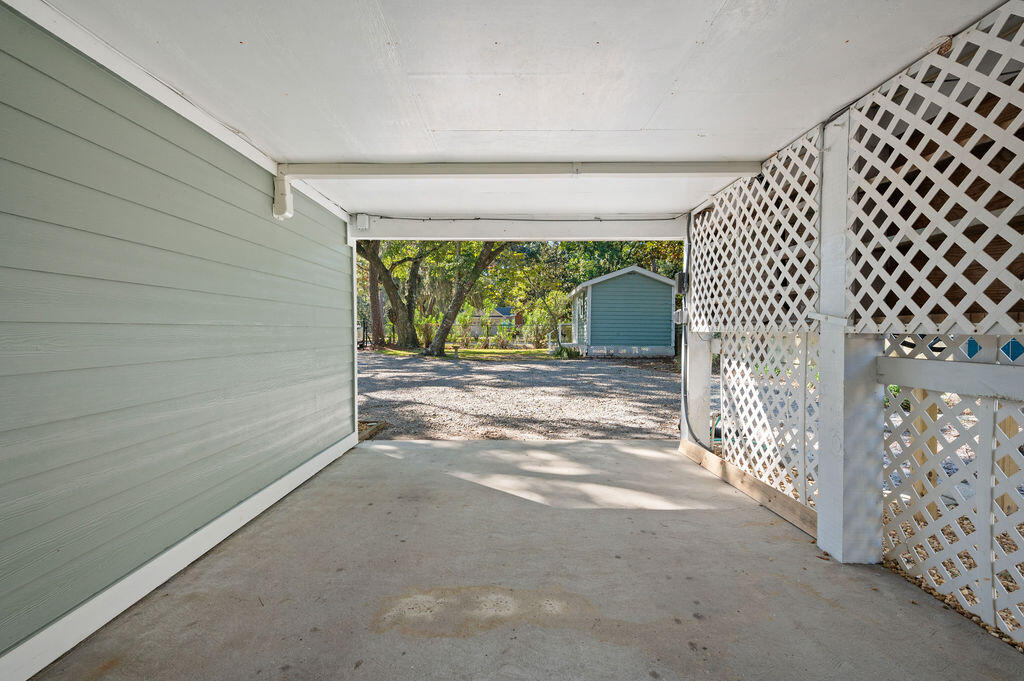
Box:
[357,351,682,440]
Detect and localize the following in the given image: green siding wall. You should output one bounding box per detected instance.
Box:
[0,6,354,655]
[589,273,673,346]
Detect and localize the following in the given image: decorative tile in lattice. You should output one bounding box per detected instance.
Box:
[885,332,1024,366]
[847,2,1024,335]
[689,127,821,333]
[720,331,819,506]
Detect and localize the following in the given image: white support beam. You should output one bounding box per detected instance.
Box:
[815,112,884,564]
[279,161,761,180]
[348,226,358,436]
[352,215,688,241]
[876,356,1024,402]
[271,161,760,220]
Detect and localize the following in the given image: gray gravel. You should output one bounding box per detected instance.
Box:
[357,350,682,439]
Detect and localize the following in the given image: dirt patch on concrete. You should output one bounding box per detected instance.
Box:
[372,584,737,679]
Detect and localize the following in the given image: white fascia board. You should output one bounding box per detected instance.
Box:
[279,161,761,180]
[0,432,359,681]
[568,265,677,298]
[361,215,687,242]
[2,0,348,225]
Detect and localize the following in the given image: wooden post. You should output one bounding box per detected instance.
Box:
[816,113,883,563]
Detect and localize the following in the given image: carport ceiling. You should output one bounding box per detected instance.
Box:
[43,0,1000,216]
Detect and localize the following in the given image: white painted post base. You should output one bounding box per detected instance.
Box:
[816,331,884,563]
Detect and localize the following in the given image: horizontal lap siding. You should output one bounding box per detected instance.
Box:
[589,273,672,346]
[0,6,353,654]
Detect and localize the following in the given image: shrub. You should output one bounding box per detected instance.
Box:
[553,345,582,359]
[415,312,442,347]
[495,327,514,349]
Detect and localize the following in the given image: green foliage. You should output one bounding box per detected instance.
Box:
[553,345,582,359]
[522,290,569,347]
[453,304,475,347]
[414,312,442,347]
[359,238,686,350]
[557,241,685,289]
[495,326,515,349]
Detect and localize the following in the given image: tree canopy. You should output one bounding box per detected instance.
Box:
[357,240,685,351]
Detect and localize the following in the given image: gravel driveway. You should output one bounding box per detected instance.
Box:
[357,350,681,439]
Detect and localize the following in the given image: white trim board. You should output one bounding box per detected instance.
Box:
[585,344,675,357]
[0,0,349,225]
[0,432,359,681]
[358,215,687,241]
[876,356,1024,402]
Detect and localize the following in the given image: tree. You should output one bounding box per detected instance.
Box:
[364,241,386,346]
[356,241,438,347]
[425,241,508,357]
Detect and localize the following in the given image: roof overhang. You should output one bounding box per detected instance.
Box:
[569,265,677,299]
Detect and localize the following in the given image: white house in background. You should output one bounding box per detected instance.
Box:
[566,265,677,357]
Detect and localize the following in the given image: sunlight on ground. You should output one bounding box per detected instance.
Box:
[446,472,711,509]
[368,440,716,510]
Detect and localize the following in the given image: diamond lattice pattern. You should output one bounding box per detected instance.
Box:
[883,331,1024,642]
[883,387,991,618]
[690,127,821,334]
[847,2,1024,335]
[720,332,820,507]
[993,398,1024,640]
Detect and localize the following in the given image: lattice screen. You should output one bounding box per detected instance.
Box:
[847,2,1024,335]
[882,332,1024,643]
[684,0,1024,648]
[689,127,821,334]
[719,331,820,507]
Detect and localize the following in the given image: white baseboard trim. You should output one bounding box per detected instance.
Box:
[0,431,359,681]
[584,344,674,357]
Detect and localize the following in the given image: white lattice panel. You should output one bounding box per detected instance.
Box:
[882,388,994,618]
[883,330,1024,642]
[690,127,821,333]
[847,2,1024,335]
[993,398,1024,639]
[720,331,819,506]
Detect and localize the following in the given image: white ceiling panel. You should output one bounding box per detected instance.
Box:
[39,0,1002,215]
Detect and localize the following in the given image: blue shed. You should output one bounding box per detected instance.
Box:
[566,266,677,357]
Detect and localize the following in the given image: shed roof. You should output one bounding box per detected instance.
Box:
[569,265,675,299]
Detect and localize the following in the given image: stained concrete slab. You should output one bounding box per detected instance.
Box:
[34,440,1024,681]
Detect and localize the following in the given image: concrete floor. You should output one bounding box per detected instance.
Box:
[36,440,1024,681]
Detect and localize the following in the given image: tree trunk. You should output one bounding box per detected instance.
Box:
[365,242,386,346]
[426,242,507,357]
[403,254,425,347]
[356,241,419,348]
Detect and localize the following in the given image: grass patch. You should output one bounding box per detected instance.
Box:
[372,346,554,361]
[375,347,422,358]
[457,347,553,361]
